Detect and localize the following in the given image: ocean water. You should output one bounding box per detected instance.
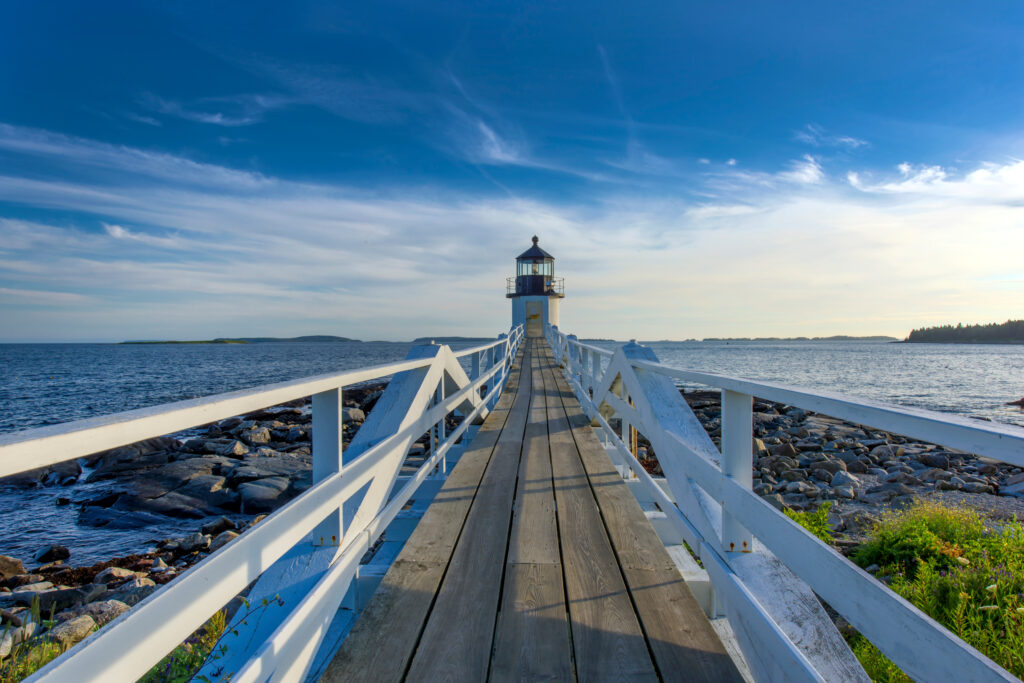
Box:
[636,340,1024,428]
[1,339,1022,564]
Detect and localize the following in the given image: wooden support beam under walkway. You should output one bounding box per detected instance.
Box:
[323,339,742,682]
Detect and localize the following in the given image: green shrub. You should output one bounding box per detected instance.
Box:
[784,500,834,543]
[852,500,985,576]
[848,500,1024,679]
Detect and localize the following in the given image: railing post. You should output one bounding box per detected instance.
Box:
[721,389,754,553]
[567,334,579,382]
[471,350,480,381]
[591,351,600,393]
[312,387,343,548]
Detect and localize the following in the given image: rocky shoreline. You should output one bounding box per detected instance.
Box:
[4,382,391,529]
[639,390,1024,543]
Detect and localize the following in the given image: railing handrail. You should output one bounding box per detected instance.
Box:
[19,325,524,682]
[546,324,1019,683]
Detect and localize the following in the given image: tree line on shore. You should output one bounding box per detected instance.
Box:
[905,319,1024,344]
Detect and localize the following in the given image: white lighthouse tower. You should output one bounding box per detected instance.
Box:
[507,236,565,337]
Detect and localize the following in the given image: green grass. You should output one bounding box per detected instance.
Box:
[0,597,66,683]
[848,500,1024,680]
[0,638,65,683]
[784,500,835,544]
[139,610,227,683]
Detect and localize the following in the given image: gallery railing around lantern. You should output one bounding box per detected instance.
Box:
[545,324,1024,683]
[0,326,524,683]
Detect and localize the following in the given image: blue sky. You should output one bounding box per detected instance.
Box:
[1,1,1022,341]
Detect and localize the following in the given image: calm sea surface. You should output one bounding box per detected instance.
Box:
[1,339,1022,564]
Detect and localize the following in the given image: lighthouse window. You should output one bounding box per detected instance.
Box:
[517,260,553,276]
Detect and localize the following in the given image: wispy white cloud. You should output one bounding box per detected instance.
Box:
[0,287,94,305]
[848,159,1024,203]
[795,123,868,149]
[124,112,162,127]
[140,93,292,127]
[778,154,825,184]
[702,155,823,191]
[102,223,186,249]
[0,123,272,191]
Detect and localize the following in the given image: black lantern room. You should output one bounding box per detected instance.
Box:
[507,236,565,298]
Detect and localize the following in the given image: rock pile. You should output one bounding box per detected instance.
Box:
[637,390,1024,533]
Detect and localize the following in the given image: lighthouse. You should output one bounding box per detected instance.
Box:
[507,236,565,337]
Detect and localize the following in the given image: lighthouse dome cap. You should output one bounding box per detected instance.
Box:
[517,235,554,260]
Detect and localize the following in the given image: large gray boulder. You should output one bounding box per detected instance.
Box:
[0,584,106,613]
[105,583,159,607]
[239,477,292,513]
[343,407,365,423]
[48,615,97,648]
[240,427,272,446]
[55,599,130,627]
[226,456,310,487]
[113,491,219,519]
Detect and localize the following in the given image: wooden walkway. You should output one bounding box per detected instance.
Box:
[323,339,742,682]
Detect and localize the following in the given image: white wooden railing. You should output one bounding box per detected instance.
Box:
[0,327,523,682]
[546,325,1023,683]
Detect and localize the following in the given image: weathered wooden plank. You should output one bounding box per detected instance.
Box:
[491,563,573,681]
[404,343,535,681]
[491,348,571,680]
[547,347,744,682]
[321,346,527,683]
[541,351,658,681]
[506,349,560,565]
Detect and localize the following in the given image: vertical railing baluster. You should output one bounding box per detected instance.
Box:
[436,380,446,474]
[312,387,343,548]
[580,348,589,393]
[722,389,754,553]
[471,350,480,382]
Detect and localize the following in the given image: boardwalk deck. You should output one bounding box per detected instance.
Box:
[322,339,742,682]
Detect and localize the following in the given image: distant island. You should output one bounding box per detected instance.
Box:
[700,335,897,342]
[121,335,361,344]
[904,320,1024,344]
